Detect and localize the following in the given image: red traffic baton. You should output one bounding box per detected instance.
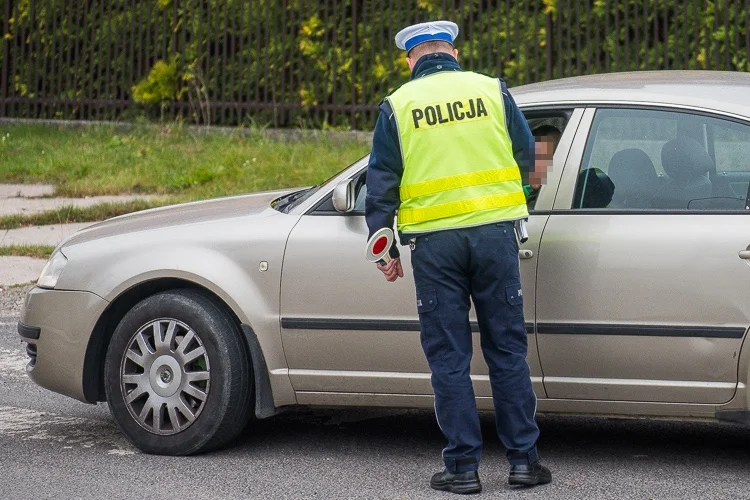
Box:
[365,227,394,265]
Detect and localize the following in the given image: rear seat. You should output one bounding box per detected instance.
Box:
[607,148,659,208]
[656,137,713,209]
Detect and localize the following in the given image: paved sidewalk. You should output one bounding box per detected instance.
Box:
[0,184,55,198]
[0,183,144,286]
[0,257,46,287]
[0,222,93,247]
[0,223,92,287]
[0,183,156,216]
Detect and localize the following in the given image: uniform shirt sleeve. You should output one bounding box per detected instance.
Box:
[501,81,535,185]
[365,101,402,258]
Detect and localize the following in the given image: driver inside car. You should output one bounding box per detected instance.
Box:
[525,125,562,208]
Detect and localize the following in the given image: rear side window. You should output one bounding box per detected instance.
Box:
[574,108,750,211]
[713,121,750,199]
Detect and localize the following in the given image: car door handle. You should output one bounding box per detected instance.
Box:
[739,250,750,260]
[519,249,534,259]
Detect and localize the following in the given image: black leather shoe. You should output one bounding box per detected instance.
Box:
[508,461,552,486]
[430,469,482,495]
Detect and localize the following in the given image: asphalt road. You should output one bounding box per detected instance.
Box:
[2,290,750,499]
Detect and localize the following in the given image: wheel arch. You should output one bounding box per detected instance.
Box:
[82,277,277,419]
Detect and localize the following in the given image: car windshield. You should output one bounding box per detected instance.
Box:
[271,154,370,213]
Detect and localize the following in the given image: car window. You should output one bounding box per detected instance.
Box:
[354,182,367,212]
[713,121,750,200]
[524,110,573,210]
[574,108,750,210]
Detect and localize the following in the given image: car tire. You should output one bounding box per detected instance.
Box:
[104,289,253,455]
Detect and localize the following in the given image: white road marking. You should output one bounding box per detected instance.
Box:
[0,347,28,379]
[0,406,136,454]
[108,448,136,456]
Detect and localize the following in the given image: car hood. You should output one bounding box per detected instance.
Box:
[60,188,297,248]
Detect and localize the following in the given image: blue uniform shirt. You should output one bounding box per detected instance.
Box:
[365,52,535,258]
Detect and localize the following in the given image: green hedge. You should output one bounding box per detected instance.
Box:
[1,0,748,129]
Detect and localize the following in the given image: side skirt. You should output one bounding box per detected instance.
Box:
[293,392,739,422]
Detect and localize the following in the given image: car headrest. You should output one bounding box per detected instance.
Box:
[574,168,616,208]
[661,137,713,182]
[608,149,657,195]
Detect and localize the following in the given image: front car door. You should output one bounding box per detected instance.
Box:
[535,106,750,405]
[278,105,583,406]
[280,161,432,406]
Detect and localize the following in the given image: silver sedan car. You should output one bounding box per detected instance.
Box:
[18,71,750,455]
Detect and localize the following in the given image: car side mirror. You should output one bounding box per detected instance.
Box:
[332,179,356,213]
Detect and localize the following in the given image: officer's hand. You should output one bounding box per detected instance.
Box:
[377,257,404,282]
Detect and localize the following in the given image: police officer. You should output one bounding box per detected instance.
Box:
[365,21,552,494]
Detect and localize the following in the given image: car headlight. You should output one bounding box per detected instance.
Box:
[37,251,68,289]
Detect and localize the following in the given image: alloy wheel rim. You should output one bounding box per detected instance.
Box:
[120,318,210,435]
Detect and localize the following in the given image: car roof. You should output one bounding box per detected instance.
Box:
[510,71,750,119]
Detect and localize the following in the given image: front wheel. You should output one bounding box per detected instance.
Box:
[104,289,252,455]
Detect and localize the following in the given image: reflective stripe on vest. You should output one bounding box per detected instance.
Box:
[398,191,527,225]
[386,71,528,234]
[399,166,521,200]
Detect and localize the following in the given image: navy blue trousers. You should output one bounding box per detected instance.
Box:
[410,222,540,473]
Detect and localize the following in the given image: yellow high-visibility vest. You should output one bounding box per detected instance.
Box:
[385,70,528,234]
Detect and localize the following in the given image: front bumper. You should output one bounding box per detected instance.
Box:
[19,287,109,402]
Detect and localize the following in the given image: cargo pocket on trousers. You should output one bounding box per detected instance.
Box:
[416,287,438,314]
[505,282,524,318]
[416,288,448,362]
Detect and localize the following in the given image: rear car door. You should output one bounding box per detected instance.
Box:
[535,106,750,404]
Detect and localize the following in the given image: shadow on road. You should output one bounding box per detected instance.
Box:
[236,407,750,464]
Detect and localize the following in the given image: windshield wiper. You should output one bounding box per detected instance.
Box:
[272,188,313,213]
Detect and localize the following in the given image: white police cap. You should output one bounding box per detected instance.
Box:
[395,21,459,53]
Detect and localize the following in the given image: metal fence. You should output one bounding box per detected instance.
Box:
[1,0,749,129]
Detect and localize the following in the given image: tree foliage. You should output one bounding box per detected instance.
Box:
[132,57,178,106]
[1,0,748,129]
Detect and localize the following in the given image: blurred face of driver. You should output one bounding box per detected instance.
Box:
[531,135,557,189]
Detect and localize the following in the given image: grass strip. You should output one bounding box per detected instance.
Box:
[0,244,56,259]
[0,123,370,199]
[0,199,171,230]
